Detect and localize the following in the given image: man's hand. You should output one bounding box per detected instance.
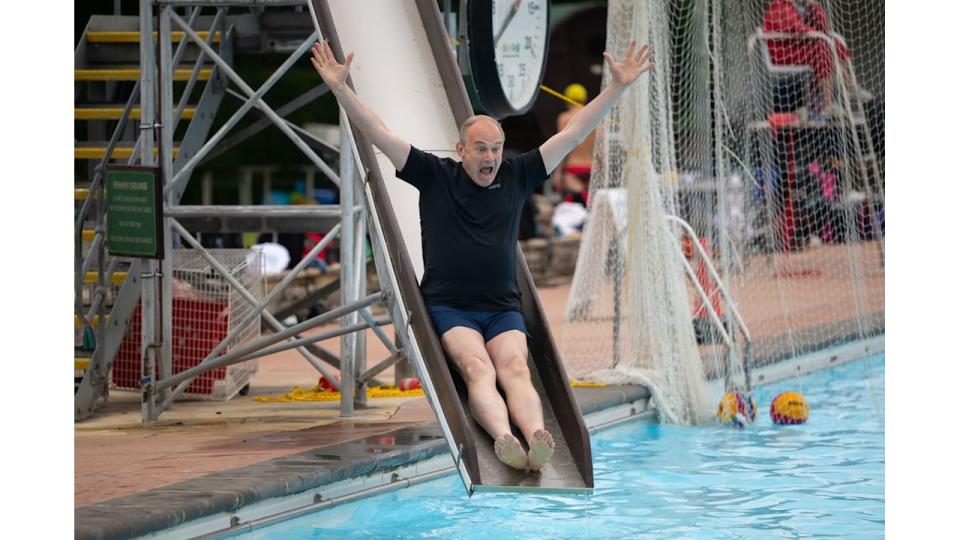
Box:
[539,40,654,174]
[603,40,654,89]
[310,40,353,90]
[307,40,411,171]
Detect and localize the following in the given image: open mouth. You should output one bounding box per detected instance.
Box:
[480,166,494,175]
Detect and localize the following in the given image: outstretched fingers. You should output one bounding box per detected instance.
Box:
[602,51,615,69]
[633,43,651,65]
[313,40,336,66]
[321,40,334,64]
[623,39,636,62]
[311,40,355,84]
[311,42,325,66]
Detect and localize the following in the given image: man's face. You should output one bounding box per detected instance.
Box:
[456,119,504,187]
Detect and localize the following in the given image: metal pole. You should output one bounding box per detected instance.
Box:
[139,0,159,421]
[165,205,344,219]
[339,121,356,416]
[359,351,405,386]
[611,236,622,369]
[304,166,315,202]
[358,308,397,355]
[158,3,177,406]
[94,137,108,409]
[263,167,273,203]
[353,166,368,406]
[202,171,213,204]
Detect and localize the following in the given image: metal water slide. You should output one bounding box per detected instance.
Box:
[308,0,592,494]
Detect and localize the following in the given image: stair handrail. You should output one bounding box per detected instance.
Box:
[74,79,141,326]
[666,214,754,390]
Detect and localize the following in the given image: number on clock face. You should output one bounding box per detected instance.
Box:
[492,0,547,111]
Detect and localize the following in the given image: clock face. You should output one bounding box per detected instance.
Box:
[467,0,551,118]
[492,0,548,112]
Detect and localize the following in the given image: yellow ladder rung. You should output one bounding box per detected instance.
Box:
[81,272,128,285]
[75,107,196,120]
[82,229,97,241]
[75,68,212,81]
[75,314,107,327]
[75,188,90,200]
[75,358,92,370]
[75,146,179,160]
[85,31,221,44]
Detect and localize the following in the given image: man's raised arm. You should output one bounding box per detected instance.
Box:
[539,41,654,175]
[310,40,412,170]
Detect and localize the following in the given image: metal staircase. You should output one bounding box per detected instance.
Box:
[74,10,233,420]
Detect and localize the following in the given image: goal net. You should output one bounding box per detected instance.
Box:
[560,0,884,425]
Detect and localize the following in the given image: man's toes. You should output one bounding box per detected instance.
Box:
[527,429,555,471]
[494,434,528,471]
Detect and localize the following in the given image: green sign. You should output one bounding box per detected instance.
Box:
[105,166,163,259]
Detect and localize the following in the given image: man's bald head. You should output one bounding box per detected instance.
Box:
[458,115,505,145]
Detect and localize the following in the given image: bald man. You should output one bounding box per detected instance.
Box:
[311,39,653,471]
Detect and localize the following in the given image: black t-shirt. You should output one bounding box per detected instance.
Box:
[396,146,549,310]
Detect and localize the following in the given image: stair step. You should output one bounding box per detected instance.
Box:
[82,229,97,242]
[81,272,129,285]
[86,30,222,44]
[76,188,90,200]
[75,106,196,120]
[75,144,180,160]
[75,357,92,370]
[75,314,107,327]
[75,68,212,81]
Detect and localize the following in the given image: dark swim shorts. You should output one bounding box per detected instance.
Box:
[426,305,526,342]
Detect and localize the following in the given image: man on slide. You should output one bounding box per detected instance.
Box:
[311,39,653,471]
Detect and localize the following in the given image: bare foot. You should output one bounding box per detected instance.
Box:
[527,429,555,471]
[494,434,528,471]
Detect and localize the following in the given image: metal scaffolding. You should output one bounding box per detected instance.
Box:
[75,0,411,421]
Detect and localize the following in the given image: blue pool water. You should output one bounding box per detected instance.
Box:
[234,354,884,539]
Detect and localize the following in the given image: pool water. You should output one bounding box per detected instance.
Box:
[234,354,884,539]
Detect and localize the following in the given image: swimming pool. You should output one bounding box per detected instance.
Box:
[231,354,884,539]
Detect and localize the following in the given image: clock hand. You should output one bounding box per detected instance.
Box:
[494,0,522,45]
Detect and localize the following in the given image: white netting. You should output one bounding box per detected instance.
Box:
[111,249,263,400]
[559,0,884,425]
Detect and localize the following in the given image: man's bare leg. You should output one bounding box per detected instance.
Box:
[440,327,527,470]
[486,330,554,470]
